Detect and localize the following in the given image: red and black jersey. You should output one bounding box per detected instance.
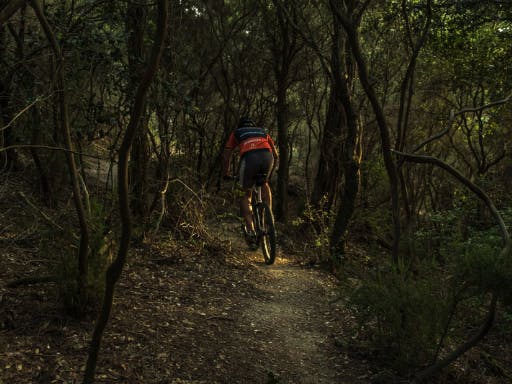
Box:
[225,126,274,157]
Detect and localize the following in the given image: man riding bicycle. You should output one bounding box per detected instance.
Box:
[222,117,279,244]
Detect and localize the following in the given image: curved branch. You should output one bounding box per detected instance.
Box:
[392,150,509,242]
[30,0,90,305]
[393,149,511,382]
[413,294,499,383]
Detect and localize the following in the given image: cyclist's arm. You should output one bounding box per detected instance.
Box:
[223,133,238,176]
[268,135,279,168]
[222,147,233,176]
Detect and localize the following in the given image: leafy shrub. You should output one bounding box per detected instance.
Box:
[291,201,332,264]
[343,259,450,371]
[343,207,512,375]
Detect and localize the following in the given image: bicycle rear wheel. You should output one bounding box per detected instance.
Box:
[256,203,276,265]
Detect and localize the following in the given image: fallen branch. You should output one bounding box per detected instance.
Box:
[0,144,109,160]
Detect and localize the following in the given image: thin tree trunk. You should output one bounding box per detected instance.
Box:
[275,77,289,221]
[126,1,150,223]
[29,106,53,207]
[82,1,168,382]
[328,0,361,260]
[395,0,432,264]
[311,20,344,213]
[30,0,90,304]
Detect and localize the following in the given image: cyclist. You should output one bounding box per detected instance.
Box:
[222,117,278,244]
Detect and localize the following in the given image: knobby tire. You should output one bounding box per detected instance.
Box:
[256,202,276,265]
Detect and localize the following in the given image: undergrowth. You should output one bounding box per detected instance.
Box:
[340,206,512,378]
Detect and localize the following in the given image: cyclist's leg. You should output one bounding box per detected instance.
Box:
[240,188,254,233]
[262,182,272,208]
[239,153,257,233]
[259,151,274,208]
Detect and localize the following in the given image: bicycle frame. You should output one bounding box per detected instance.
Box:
[228,173,276,264]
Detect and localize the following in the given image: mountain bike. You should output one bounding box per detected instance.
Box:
[227,174,277,265]
[248,173,277,265]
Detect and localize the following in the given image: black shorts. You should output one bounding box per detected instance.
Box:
[239,149,274,189]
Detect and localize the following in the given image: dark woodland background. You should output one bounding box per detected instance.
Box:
[1,0,512,383]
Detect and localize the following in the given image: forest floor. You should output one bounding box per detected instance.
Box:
[0,199,373,384]
[1,177,512,383]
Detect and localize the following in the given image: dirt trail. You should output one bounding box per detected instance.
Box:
[207,218,370,384]
[239,257,348,383]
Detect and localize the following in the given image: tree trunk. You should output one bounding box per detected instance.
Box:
[0,23,19,171]
[328,1,360,260]
[83,1,168,382]
[270,1,301,223]
[29,106,53,207]
[275,76,290,222]
[311,16,345,213]
[126,1,150,224]
[331,3,401,261]
[30,0,90,305]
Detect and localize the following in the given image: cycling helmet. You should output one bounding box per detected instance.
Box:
[238,116,256,128]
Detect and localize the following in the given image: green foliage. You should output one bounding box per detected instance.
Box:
[292,201,332,264]
[453,227,512,299]
[344,259,449,371]
[344,204,512,374]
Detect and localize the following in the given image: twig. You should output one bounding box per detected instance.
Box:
[18,192,63,231]
[0,95,52,132]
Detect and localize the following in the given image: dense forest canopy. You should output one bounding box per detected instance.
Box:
[1,0,512,383]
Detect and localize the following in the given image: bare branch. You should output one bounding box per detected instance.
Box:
[414,294,499,383]
[392,150,509,243]
[0,95,52,132]
[413,92,512,153]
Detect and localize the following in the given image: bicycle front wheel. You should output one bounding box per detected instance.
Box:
[256,203,276,265]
